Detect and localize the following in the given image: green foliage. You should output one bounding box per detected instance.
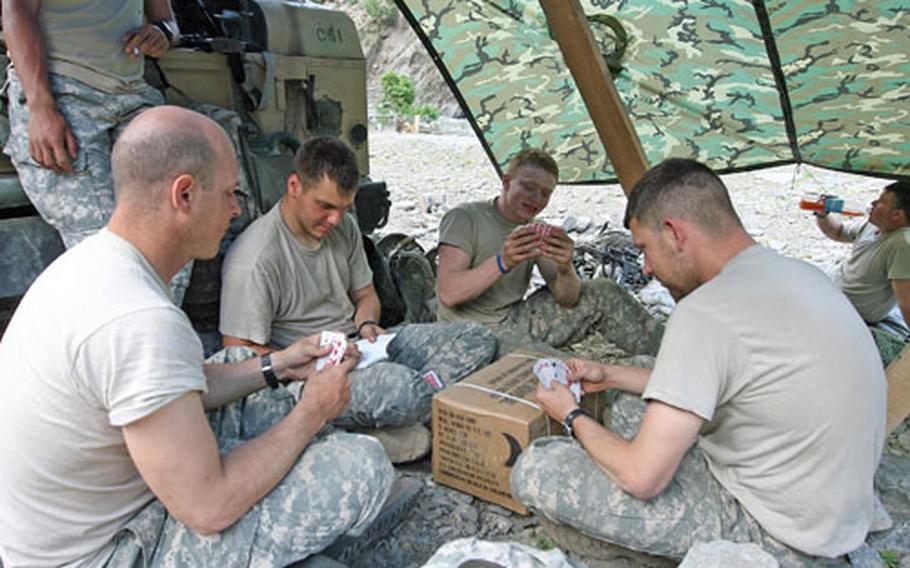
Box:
[380,71,441,127]
[409,103,441,121]
[364,0,398,27]
[535,535,556,551]
[380,72,416,116]
[880,549,902,568]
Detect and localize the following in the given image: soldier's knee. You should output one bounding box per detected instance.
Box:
[510,436,574,505]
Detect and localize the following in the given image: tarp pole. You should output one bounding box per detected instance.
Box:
[539,0,649,195]
[886,342,910,433]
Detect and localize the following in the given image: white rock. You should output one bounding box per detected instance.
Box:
[678,540,778,568]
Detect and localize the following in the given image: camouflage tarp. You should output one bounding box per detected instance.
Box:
[394,0,909,183]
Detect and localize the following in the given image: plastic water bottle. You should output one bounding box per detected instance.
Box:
[799,193,865,217]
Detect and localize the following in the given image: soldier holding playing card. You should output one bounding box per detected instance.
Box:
[437,148,663,356]
[511,159,886,567]
[219,137,496,463]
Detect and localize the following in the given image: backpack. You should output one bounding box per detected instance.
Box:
[370,233,438,326]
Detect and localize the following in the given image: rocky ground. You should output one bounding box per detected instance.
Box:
[335,128,910,568]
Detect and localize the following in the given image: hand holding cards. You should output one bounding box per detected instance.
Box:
[527,222,558,241]
[315,330,348,371]
[533,358,582,403]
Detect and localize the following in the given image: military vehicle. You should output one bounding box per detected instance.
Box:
[0,0,395,338]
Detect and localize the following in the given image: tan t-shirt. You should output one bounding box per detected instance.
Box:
[437,198,535,324]
[220,203,373,348]
[835,221,910,323]
[643,245,885,557]
[40,0,146,93]
[0,230,206,567]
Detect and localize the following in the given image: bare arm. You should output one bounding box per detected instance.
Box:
[123,356,355,534]
[436,244,501,308]
[815,215,853,243]
[120,0,178,59]
[222,335,272,356]
[2,0,77,172]
[349,284,384,341]
[536,382,701,500]
[572,400,701,499]
[437,227,541,308]
[892,279,910,329]
[203,334,331,409]
[567,358,652,395]
[536,229,580,307]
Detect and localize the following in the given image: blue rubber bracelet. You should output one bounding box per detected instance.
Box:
[496,253,511,274]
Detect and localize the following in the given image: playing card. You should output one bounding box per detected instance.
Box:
[533,358,582,403]
[316,330,347,371]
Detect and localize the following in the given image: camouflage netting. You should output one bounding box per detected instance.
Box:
[394,0,909,182]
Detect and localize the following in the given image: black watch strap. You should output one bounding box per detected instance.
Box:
[153,20,175,43]
[563,407,591,438]
[261,352,279,389]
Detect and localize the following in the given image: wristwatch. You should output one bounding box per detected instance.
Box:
[260,352,279,389]
[562,407,591,438]
[153,20,178,45]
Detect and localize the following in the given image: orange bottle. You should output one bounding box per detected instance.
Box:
[799,194,865,217]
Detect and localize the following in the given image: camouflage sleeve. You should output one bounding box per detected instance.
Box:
[345,215,373,291]
[439,207,476,255]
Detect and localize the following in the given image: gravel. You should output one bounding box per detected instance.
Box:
[351,127,898,568]
[368,128,889,276]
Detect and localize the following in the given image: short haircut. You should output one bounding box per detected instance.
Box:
[885,180,910,220]
[292,137,359,194]
[505,148,559,179]
[624,158,743,235]
[111,126,218,204]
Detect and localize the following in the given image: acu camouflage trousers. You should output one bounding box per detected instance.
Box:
[3,71,192,304]
[100,347,394,568]
[511,394,825,568]
[336,321,497,429]
[494,278,664,357]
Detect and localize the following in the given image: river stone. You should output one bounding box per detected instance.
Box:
[677,540,778,568]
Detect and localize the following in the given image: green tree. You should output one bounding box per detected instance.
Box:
[364,0,398,27]
[380,72,416,116]
[380,71,441,128]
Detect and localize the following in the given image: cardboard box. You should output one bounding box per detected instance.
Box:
[431,349,605,514]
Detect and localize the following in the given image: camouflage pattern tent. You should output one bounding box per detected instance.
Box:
[394,0,909,183]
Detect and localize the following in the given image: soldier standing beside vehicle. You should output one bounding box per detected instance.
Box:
[436,147,664,356]
[2,0,193,302]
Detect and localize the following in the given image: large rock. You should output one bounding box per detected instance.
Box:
[677,540,778,568]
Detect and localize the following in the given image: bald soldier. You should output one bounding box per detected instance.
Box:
[0,107,393,567]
